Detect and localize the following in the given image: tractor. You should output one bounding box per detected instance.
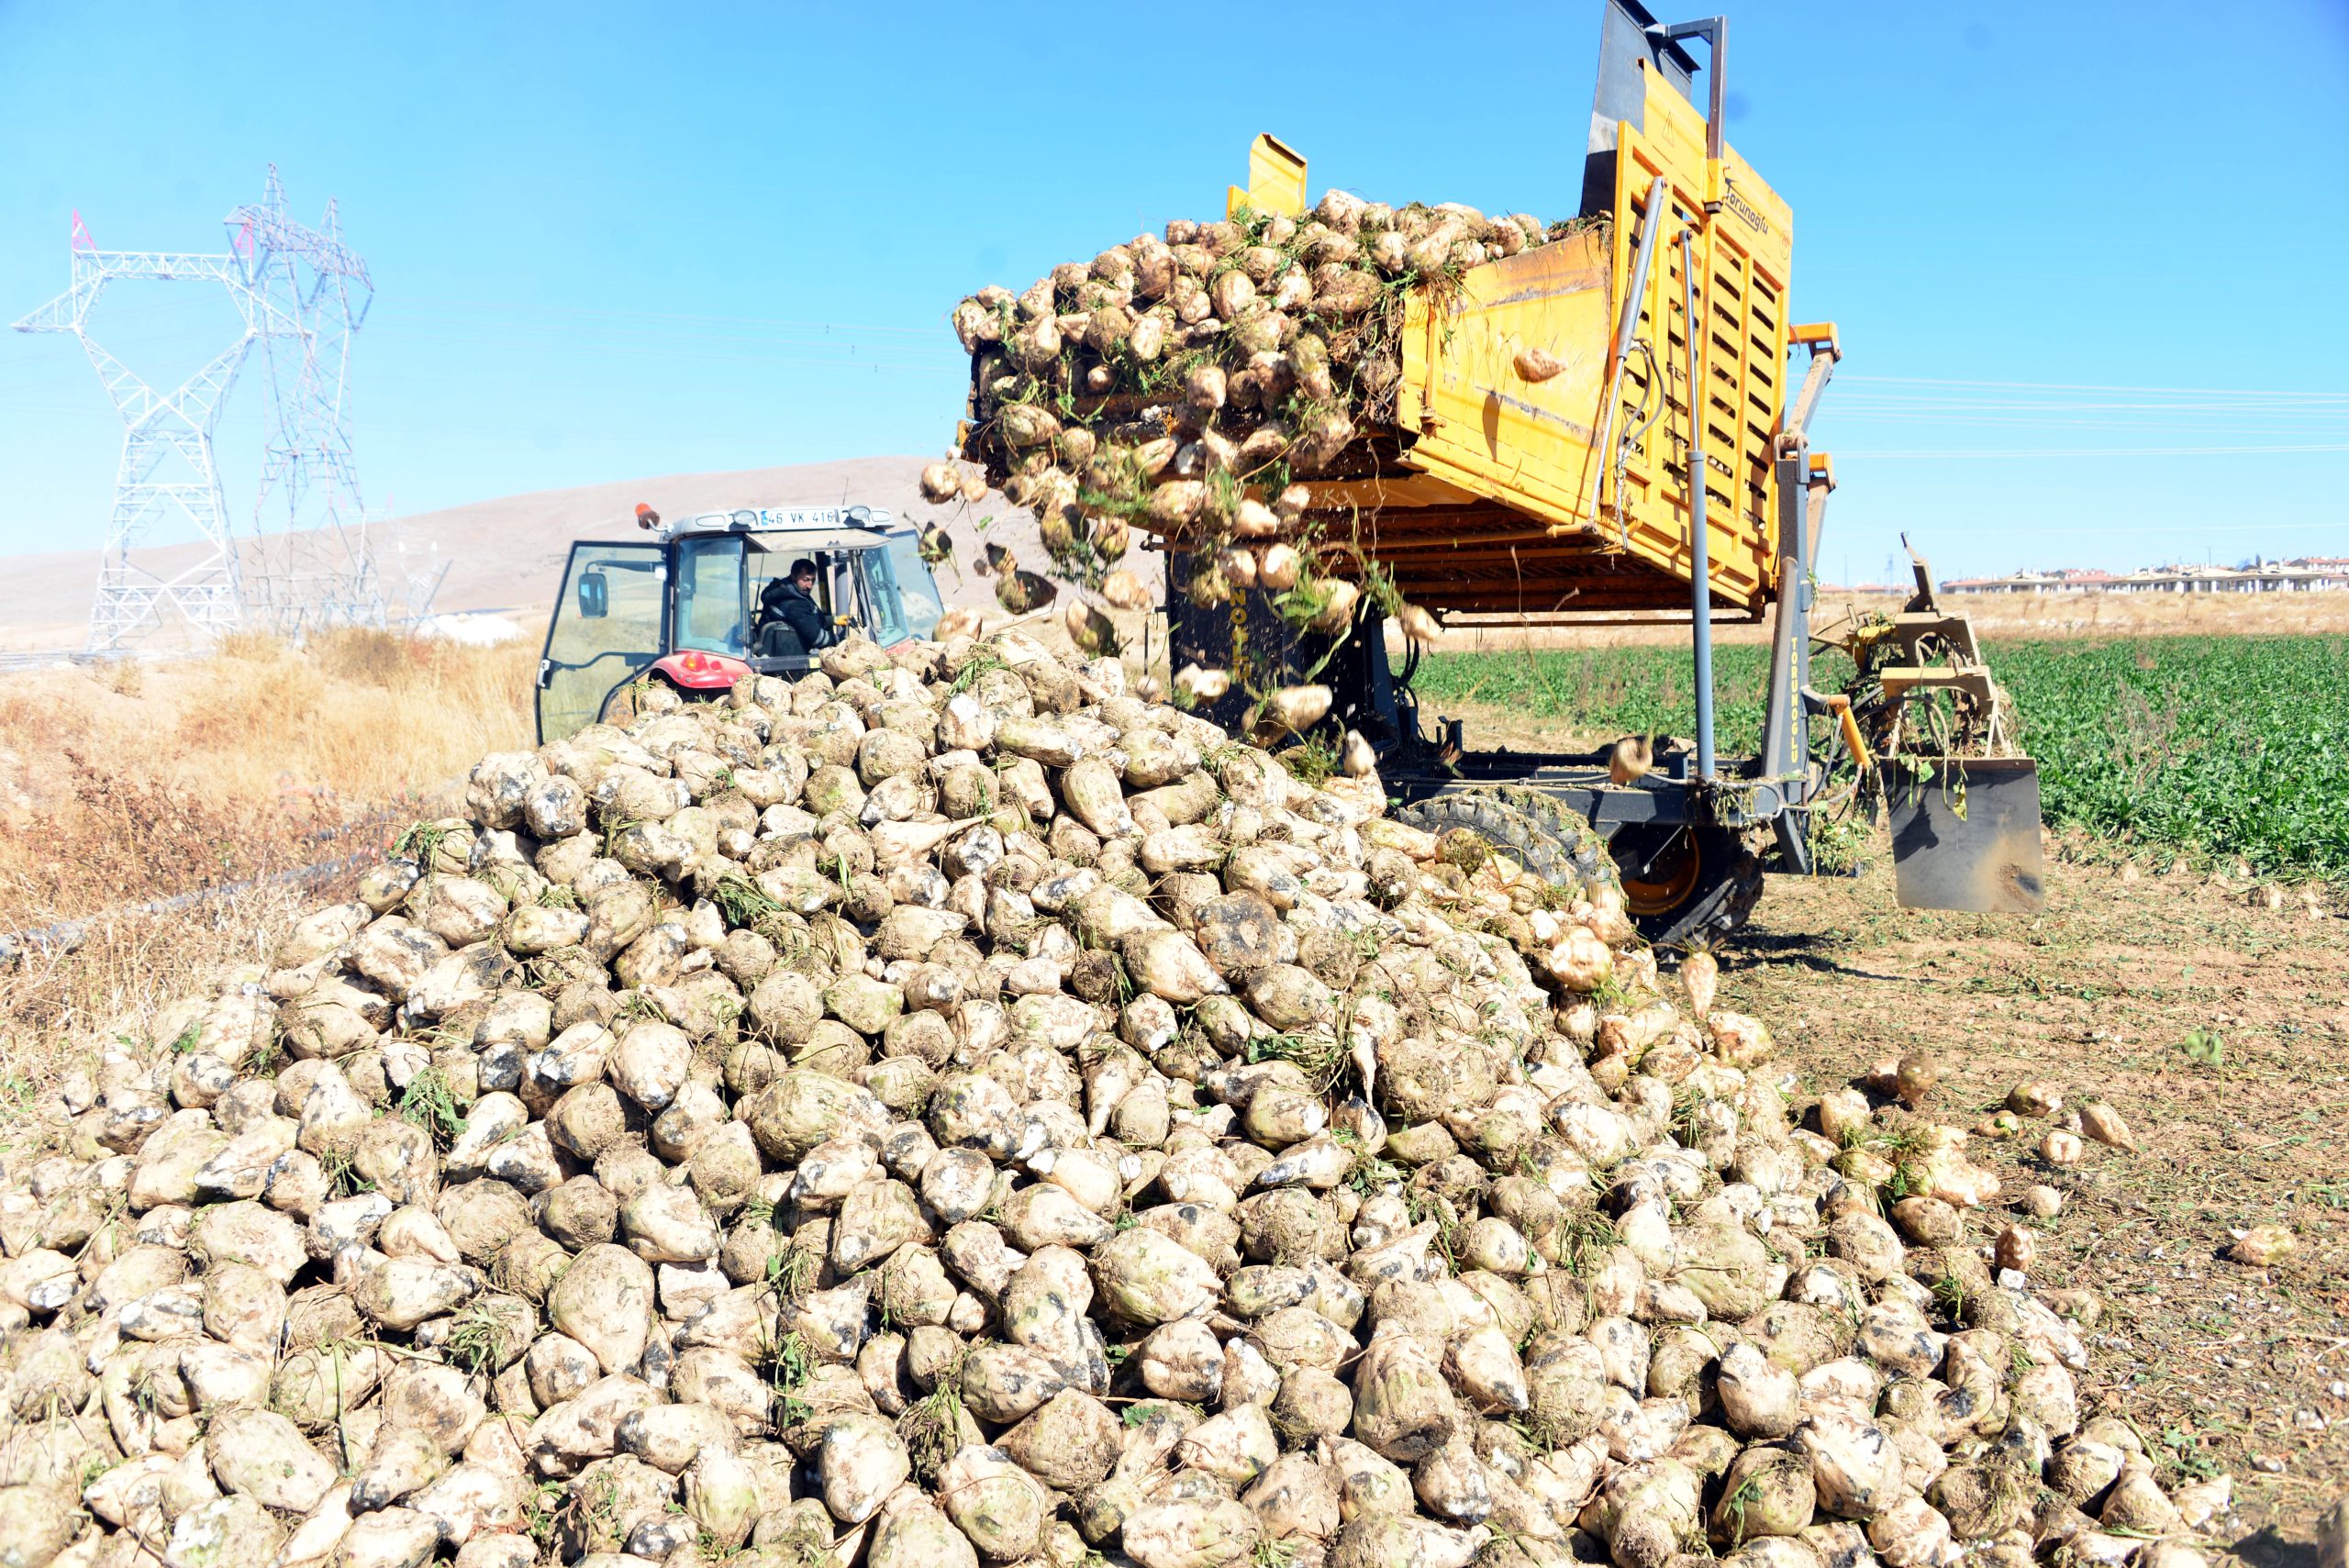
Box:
[533,504,945,743]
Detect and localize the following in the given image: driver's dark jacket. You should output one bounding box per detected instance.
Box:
[758,580,840,651]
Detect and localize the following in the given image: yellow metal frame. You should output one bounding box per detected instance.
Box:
[1791,321,1840,357]
[1390,227,1618,532]
[1213,106,1802,618]
[1228,135,1307,221]
[1586,64,1793,613]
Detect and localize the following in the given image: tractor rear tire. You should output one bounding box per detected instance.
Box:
[1393,789,1762,949]
[1391,789,1621,903]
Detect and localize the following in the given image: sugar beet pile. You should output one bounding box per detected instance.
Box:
[0,632,2226,1568]
[927,194,1542,652]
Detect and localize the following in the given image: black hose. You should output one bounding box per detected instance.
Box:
[0,851,384,966]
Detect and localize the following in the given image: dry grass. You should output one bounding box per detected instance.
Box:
[0,629,535,1085]
[0,883,341,1099]
[0,628,537,817]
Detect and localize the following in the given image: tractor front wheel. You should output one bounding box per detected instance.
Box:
[1607,822,1764,948]
[596,672,697,728]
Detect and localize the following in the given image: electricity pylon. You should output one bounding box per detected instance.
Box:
[13,214,290,651]
[227,167,382,633]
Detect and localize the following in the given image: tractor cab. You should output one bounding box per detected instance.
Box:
[536,503,944,743]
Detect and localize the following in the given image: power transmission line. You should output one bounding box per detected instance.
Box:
[1840,374,2349,400]
[1836,441,2349,459]
[13,214,273,650]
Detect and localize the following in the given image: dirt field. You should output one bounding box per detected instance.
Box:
[1730,857,2349,1557]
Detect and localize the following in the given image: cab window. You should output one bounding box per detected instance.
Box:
[863,544,909,646]
[539,541,665,743]
[749,550,835,620]
[674,536,747,655]
[884,530,943,641]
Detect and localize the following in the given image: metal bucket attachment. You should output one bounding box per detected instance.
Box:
[1886,758,2046,914]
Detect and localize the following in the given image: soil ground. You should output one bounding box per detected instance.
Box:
[1446,695,2349,1559]
[1734,856,2349,1561]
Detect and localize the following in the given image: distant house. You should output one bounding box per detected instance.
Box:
[1945,558,2349,594]
[1943,570,2069,595]
[2111,558,2349,593]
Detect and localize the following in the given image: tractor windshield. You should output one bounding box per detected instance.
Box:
[728,528,947,658]
[674,535,748,656]
[883,529,944,642]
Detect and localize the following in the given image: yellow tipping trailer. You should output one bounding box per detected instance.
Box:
[1251,16,1835,628]
[1187,5,2038,940]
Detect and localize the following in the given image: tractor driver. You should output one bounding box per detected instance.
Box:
[757,557,847,652]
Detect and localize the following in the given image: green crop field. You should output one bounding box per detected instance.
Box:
[1414,635,2349,879]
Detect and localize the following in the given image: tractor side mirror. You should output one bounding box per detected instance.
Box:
[577,571,608,619]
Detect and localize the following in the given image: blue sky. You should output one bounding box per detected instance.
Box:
[1,0,2343,583]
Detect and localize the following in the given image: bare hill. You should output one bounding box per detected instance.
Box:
[0,455,1116,651]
